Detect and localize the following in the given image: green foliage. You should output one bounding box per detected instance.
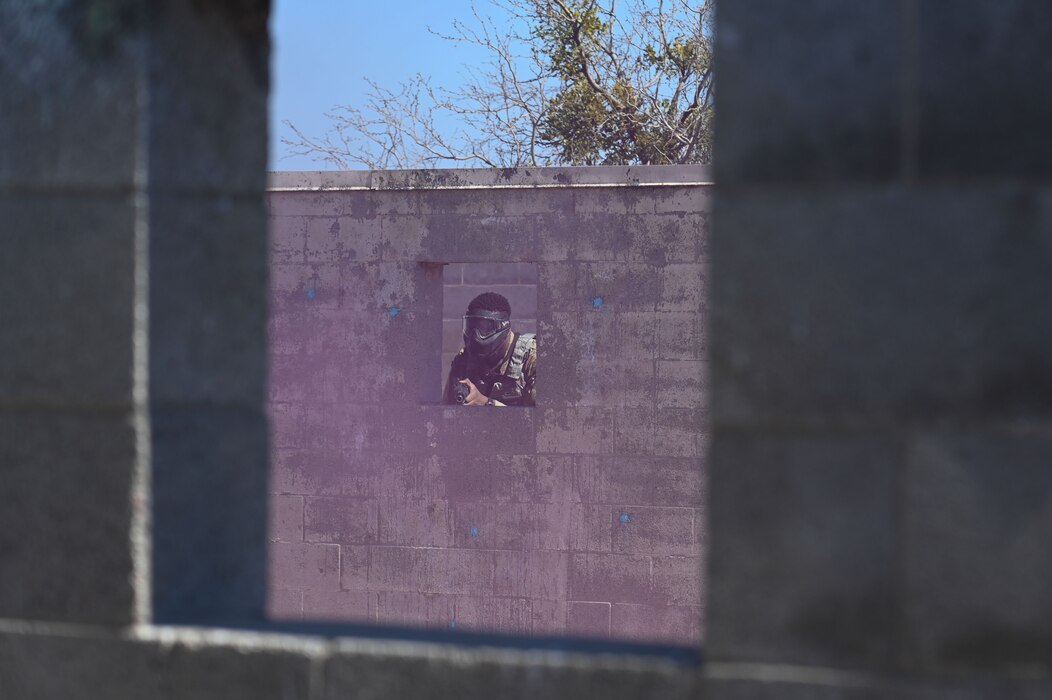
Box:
[284,0,714,168]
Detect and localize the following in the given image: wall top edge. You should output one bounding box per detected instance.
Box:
[268,165,712,191]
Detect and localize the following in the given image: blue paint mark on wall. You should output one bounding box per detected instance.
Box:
[619,512,631,523]
[306,287,316,300]
[469,526,480,538]
[388,306,401,317]
[449,620,457,630]
[592,296,604,310]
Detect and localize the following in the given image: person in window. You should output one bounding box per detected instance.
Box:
[443,292,537,407]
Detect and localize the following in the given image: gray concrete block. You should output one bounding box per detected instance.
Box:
[918,0,1052,177]
[152,405,269,623]
[324,647,697,700]
[706,432,898,669]
[148,0,269,193]
[577,263,661,312]
[0,194,136,406]
[702,674,885,700]
[433,214,539,263]
[711,187,1052,425]
[0,409,137,624]
[902,431,1052,672]
[0,4,142,189]
[150,194,267,407]
[0,630,314,700]
[715,0,900,182]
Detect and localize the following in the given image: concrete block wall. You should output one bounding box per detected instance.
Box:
[265,168,710,643]
[705,1,1052,697]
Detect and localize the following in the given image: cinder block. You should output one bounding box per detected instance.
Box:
[268,403,306,449]
[152,405,269,622]
[655,312,704,361]
[267,191,347,218]
[658,264,705,313]
[303,497,377,545]
[462,262,521,285]
[626,212,709,265]
[269,216,307,263]
[654,408,707,459]
[702,676,885,700]
[569,553,652,604]
[652,556,704,608]
[303,589,373,623]
[902,431,1052,672]
[453,596,530,633]
[271,447,379,498]
[377,497,454,547]
[268,542,341,591]
[0,195,136,406]
[442,262,464,284]
[577,263,661,312]
[303,403,383,452]
[537,264,578,315]
[304,216,382,262]
[575,359,655,408]
[381,405,458,453]
[148,0,269,192]
[266,588,303,621]
[491,454,574,503]
[711,188,1052,423]
[570,503,613,553]
[578,456,703,508]
[377,454,442,501]
[269,262,347,311]
[525,550,571,600]
[448,407,536,456]
[379,215,436,261]
[0,409,136,624]
[529,598,567,635]
[611,603,699,644]
[617,312,658,360]
[453,503,571,550]
[611,506,695,557]
[575,213,632,261]
[0,7,140,189]
[613,408,656,456]
[375,591,454,628]
[537,407,614,455]
[706,431,898,669]
[269,495,304,542]
[716,0,900,182]
[340,544,370,591]
[368,547,493,597]
[918,1,1052,177]
[656,361,707,410]
[0,631,315,700]
[323,644,698,700]
[568,602,611,639]
[436,214,539,262]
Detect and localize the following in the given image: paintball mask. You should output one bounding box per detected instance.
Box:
[463,310,511,361]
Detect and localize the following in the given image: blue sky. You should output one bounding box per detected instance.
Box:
[269,0,496,171]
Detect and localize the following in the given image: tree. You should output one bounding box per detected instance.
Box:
[282,0,714,169]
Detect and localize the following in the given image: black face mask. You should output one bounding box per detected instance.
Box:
[463,311,510,362]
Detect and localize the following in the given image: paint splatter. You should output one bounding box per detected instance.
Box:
[449,620,457,630]
[470,526,480,538]
[306,288,316,300]
[619,512,631,523]
[388,306,401,317]
[592,296,604,310]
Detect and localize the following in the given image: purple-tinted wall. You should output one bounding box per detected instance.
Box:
[265,167,709,644]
